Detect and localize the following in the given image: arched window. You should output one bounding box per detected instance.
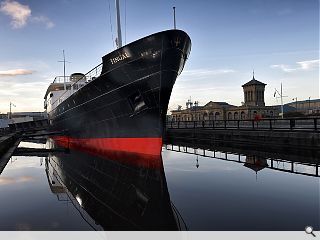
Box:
[203,112,208,120]
[241,111,245,119]
[234,112,238,120]
[228,112,232,120]
[215,112,220,120]
[209,112,214,120]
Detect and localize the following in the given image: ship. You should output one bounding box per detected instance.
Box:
[45,139,186,230]
[44,1,191,157]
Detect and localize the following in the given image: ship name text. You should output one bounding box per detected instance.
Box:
[110,52,130,65]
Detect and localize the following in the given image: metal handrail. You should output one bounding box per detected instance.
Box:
[50,63,103,110]
[166,117,320,131]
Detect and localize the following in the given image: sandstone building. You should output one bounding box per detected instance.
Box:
[171,74,280,121]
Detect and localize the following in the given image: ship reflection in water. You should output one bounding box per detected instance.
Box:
[44,138,184,230]
[0,139,318,230]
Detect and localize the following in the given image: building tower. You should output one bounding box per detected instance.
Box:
[242,71,266,107]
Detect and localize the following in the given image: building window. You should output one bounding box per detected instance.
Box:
[234,112,238,120]
[203,112,208,120]
[241,111,245,119]
[215,112,220,120]
[228,112,232,120]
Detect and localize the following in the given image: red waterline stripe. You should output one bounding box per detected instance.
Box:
[52,136,162,156]
[51,136,163,168]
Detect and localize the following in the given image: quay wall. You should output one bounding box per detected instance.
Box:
[0,133,18,156]
[165,128,320,150]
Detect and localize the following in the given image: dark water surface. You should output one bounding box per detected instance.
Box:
[0,142,97,230]
[0,140,318,230]
[162,144,319,230]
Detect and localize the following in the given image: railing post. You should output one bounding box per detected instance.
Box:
[178,121,180,128]
[224,120,227,129]
[314,118,317,130]
[237,120,240,129]
[212,120,215,129]
[194,121,196,129]
[269,119,272,130]
[252,120,254,129]
[290,119,295,130]
[171,121,173,128]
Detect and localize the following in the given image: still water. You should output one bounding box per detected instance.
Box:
[0,140,318,230]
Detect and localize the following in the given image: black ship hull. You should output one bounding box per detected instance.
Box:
[49,30,191,156]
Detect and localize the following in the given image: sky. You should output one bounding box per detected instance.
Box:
[0,0,318,114]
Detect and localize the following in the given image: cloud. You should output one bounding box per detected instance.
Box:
[0,0,54,29]
[31,15,54,29]
[0,0,31,28]
[0,176,35,185]
[270,64,296,72]
[270,59,319,72]
[297,59,319,70]
[0,68,33,76]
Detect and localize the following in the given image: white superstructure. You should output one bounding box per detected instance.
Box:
[44,65,102,113]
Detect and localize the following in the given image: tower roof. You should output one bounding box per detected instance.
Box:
[242,71,266,87]
[242,79,266,87]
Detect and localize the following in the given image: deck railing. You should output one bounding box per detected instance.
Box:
[50,63,103,110]
[53,63,103,84]
[166,117,319,131]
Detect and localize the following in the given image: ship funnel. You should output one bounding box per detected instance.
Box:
[70,73,86,82]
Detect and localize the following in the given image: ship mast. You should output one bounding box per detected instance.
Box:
[58,50,68,91]
[173,7,176,29]
[115,0,122,48]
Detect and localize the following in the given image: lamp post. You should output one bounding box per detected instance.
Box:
[195,155,199,168]
[308,97,311,114]
[9,102,16,119]
[194,100,199,124]
[274,83,287,119]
